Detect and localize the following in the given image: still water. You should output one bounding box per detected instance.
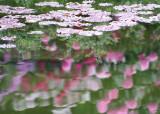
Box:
[0,0,160,114]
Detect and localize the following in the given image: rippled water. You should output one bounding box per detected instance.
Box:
[0,0,160,114]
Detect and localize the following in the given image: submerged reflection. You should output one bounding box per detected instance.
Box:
[0,50,160,114]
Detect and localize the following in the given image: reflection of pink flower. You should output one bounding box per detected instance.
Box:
[108,88,119,100]
[3,52,11,62]
[105,51,125,64]
[62,58,73,72]
[124,65,136,78]
[87,64,96,76]
[126,99,138,109]
[41,35,49,45]
[96,70,111,79]
[33,81,48,91]
[122,78,133,89]
[147,103,158,114]
[147,52,158,62]
[55,95,63,105]
[96,100,108,113]
[72,42,80,50]
[75,63,82,71]
[83,57,96,64]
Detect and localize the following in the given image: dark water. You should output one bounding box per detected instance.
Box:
[0,0,160,114]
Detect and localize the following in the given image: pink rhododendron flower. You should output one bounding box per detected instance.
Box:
[147,102,158,114]
[108,88,119,100]
[138,54,150,71]
[117,106,128,114]
[72,42,80,50]
[62,58,73,72]
[122,78,133,89]
[147,52,158,62]
[125,99,138,109]
[124,65,136,78]
[105,51,125,64]
[96,100,108,113]
[41,35,50,45]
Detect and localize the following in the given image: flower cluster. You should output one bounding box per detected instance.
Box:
[0,5,35,14]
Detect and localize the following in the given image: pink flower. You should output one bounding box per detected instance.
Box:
[108,88,119,100]
[124,65,136,78]
[147,102,158,114]
[139,58,150,71]
[147,52,158,62]
[72,42,80,50]
[117,106,128,114]
[41,35,49,45]
[138,54,150,71]
[122,78,133,89]
[125,99,138,109]
[62,58,73,72]
[96,100,108,113]
[105,51,125,64]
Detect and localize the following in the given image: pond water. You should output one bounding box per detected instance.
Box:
[0,0,160,114]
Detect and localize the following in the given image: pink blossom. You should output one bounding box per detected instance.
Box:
[72,42,80,50]
[138,54,150,71]
[147,102,158,114]
[108,88,119,100]
[124,65,136,78]
[62,58,73,72]
[96,100,108,113]
[122,78,133,89]
[117,106,128,114]
[41,35,49,45]
[125,99,138,109]
[147,52,158,62]
[105,51,125,64]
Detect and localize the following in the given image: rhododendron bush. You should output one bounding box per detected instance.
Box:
[0,0,160,114]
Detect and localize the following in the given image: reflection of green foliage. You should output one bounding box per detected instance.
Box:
[16,38,41,51]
